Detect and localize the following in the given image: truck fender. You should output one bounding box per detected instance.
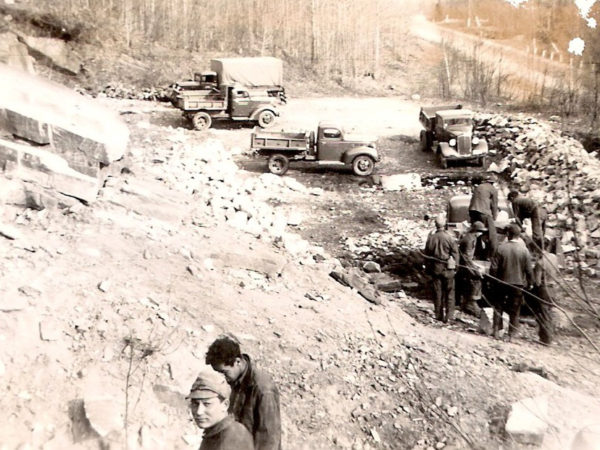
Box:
[474,139,488,153]
[342,147,379,165]
[250,107,279,121]
[438,142,453,157]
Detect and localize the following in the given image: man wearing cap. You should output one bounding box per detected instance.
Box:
[468,175,499,256]
[424,215,459,323]
[206,336,281,450]
[457,221,486,316]
[489,224,534,340]
[188,368,254,450]
[507,190,547,251]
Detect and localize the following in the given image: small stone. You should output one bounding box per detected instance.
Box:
[202,324,215,333]
[370,428,381,443]
[143,249,152,259]
[0,295,28,312]
[39,321,61,341]
[363,261,381,273]
[97,280,111,293]
[446,406,458,417]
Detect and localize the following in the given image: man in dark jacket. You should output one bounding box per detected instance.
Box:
[507,190,547,251]
[206,336,281,450]
[188,368,254,450]
[424,215,459,323]
[457,221,486,316]
[490,224,534,340]
[468,175,499,256]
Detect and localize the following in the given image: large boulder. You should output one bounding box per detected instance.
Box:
[0,32,34,73]
[0,138,100,203]
[0,64,129,203]
[18,34,82,75]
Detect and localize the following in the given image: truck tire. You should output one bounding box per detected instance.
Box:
[257,110,276,128]
[267,154,289,176]
[192,112,212,131]
[420,130,428,151]
[439,153,448,169]
[352,155,375,177]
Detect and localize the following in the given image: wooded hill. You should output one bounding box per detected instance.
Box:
[32,0,421,80]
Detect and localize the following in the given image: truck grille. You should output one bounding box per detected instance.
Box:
[457,135,471,155]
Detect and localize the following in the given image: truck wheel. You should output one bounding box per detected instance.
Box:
[267,154,289,176]
[192,112,212,131]
[352,155,375,177]
[419,130,428,151]
[257,110,276,128]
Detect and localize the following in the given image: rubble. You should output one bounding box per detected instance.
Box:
[476,113,600,269]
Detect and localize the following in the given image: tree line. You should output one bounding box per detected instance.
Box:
[36,0,416,79]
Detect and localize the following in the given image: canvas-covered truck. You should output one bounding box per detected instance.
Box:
[171,57,286,131]
[419,105,488,168]
[250,121,379,176]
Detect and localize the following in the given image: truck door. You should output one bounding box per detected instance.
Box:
[231,88,252,118]
[317,127,346,162]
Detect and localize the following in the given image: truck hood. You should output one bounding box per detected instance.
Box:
[344,133,377,145]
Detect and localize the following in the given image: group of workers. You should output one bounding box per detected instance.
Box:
[188,335,282,450]
[424,174,555,343]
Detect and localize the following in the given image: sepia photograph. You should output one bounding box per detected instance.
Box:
[0,0,599,448]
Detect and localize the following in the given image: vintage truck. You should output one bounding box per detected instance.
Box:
[419,105,488,168]
[171,57,286,131]
[250,121,379,176]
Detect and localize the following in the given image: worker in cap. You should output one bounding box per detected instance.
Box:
[457,221,487,316]
[188,368,253,450]
[424,212,459,323]
[468,175,499,257]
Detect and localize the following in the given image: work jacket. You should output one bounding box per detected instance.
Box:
[490,240,533,286]
[200,415,254,450]
[468,182,498,218]
[424,229,459,275]
[511,197,544,221]
[230,355,282,450]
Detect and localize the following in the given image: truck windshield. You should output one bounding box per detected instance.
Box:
[446,118,471,126]
[322,128,341,139]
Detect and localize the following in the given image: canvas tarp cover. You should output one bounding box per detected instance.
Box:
[210,57,283,87]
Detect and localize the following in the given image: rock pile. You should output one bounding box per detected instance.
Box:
[98,84,172,102]
[476,113,600,274]
[138,132,331,263]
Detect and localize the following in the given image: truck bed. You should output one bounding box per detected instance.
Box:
[420,104,463,120]
[172,90,226,111]
[251,129,314,152]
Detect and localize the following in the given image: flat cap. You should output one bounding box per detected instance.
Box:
[470,221,487,232]
[188,368,231,400]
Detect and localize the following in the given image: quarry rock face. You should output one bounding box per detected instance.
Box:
[0,64,129,204]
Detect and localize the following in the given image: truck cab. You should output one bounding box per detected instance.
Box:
[315,122,378,174]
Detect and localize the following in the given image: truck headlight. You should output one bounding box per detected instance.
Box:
[472,137,480,145]
[449,139,456,147]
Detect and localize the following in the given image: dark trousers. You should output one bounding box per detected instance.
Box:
[531,209,547,251]
[525,284,554,344]
[456,269,482,315]
[492,283,524,337]
[469,210,498,256]
[432,270,456,323]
